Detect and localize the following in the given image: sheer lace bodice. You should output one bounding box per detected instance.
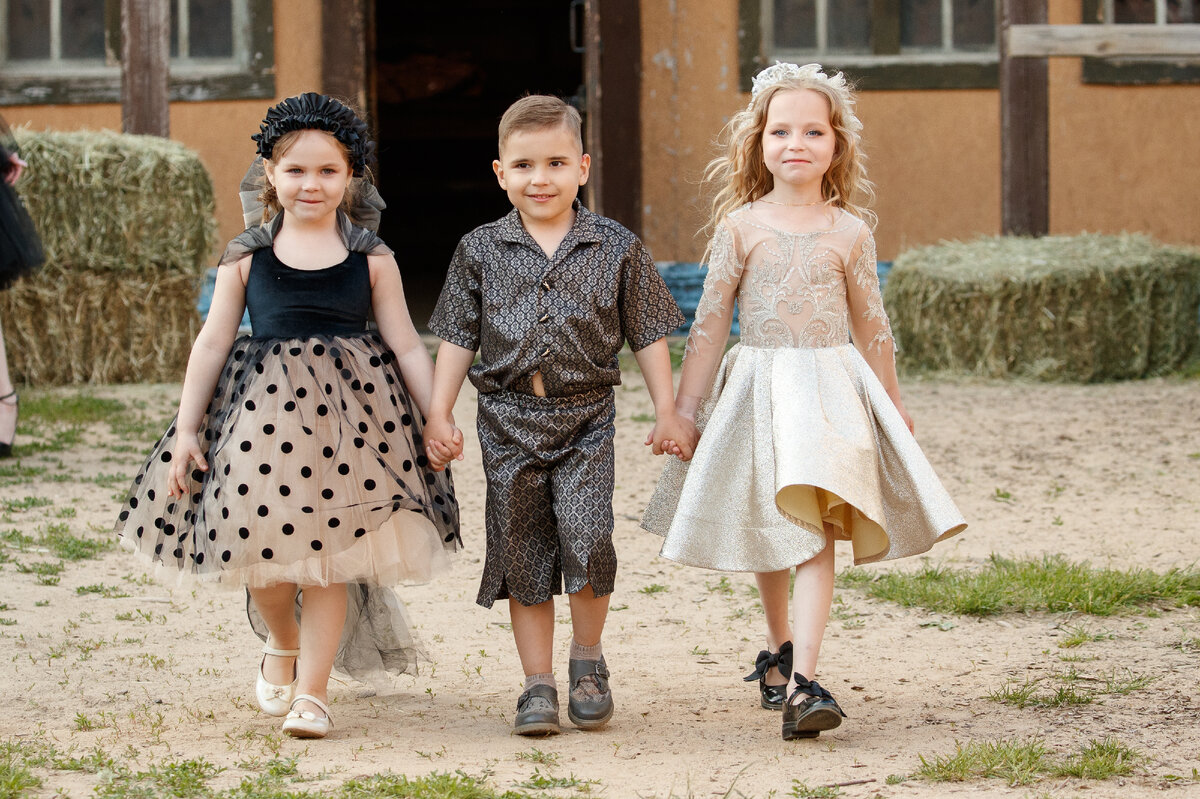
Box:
[681,204,895,402]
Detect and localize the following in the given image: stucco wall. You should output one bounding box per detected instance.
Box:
[641,0,1199,262]
[0,0,322,261]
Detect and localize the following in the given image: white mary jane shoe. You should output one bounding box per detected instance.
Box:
[282,694,333,739]
[254,641,300,717]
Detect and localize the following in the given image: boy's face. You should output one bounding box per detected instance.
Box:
[493,125,590,230]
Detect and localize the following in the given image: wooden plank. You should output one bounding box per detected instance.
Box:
[321,0,369,112]
[1008,23,1200,57]
[597,0,642,235]
[120,0,170,136]
[1000,0,1048,237]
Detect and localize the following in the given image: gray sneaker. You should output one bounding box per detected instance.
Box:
[513,684,561,736]
[567,656,613,729]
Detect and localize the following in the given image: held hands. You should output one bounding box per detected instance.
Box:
[424,415,464,472]
[644,410,699,462]
[166,433,207,499]
[4,154,26,186]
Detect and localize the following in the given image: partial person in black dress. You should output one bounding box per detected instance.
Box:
[0,114,46,456]
[114,95,459,739]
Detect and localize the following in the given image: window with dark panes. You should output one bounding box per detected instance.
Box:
[1082,0,1200,84]
[0,0,273,105]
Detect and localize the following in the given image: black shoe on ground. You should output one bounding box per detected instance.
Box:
[743,640,792,710]
[567,656,613,729]
[513,684,561,736]
[781,676,846,740]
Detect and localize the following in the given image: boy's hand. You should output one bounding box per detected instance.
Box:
[167,433,206,498]
[424,415,464,472]
[644,411,698,461]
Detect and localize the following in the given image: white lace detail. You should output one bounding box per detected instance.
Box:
[683,205,894,374]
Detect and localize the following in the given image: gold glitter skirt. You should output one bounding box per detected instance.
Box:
[642,343,966,571]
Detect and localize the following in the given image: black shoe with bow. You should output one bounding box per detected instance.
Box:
[781,674,846,740]
[743,641,792,710]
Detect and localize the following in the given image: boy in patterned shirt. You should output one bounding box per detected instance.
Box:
[424,95,695,735]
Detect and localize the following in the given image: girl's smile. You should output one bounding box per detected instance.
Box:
[761,89,836,199]
[265,131,352,223]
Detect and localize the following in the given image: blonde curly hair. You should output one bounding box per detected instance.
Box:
[702,62,876,244]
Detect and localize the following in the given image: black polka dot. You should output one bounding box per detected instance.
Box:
[363,404,373,415]
[279,485,291,497]
[301,466,313,478]
[296,387,308,399]
[267,384,278,394]
[369,356,381,367]
[337,463,350,476]
[316,404,328,416]
[147,488,156,501]
[262,548,273,559]
[238,484,249,495]
[282,523,294,535]
[281,441,293,453]
[209,529,218,539]
[354,528,366,538]
[244,400,256,411]
[302,506,314,514]
[322,446,334,459]
[191,468,205,482]
[416,454,429,467]
[350,379,362,391]
[259,464,271,475]
[257,505,269,517]
[289,347,302,356]
[363,382,375,394]
[239,527,250,539]
[263,424,275,435]
[195,553,205,564]
[378,442,390,454]
[119,510,129,521]
[173,548,183,558]
[159,452,171,463]
[321,488,334,500]
[363,479,376,490]
[222,551,231,562]
[353,437,365,449]
[310,539,323,550]
[284,401,296,412]
[328,518,340,528]
[402,460,412,471]
[401,414,413,426]
[221,507,230,519]
[313,344,325,356]
[240,441,252,452]
[383,421,396,433]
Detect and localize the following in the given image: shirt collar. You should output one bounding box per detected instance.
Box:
[497,200,604,248]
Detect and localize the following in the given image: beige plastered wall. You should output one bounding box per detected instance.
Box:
[0,0,322,261]
[640,0,1200,263]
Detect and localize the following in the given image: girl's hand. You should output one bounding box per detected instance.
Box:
[644,412,699,461]
[4,154,26,186]
[892,398,915,435]
[166,434,207,498]
[424,416,464,472]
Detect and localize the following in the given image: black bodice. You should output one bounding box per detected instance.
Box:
[246,247,371,338]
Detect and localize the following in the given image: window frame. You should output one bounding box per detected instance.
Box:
[1081,0,1200,84]
[742,0,999,91]
[0,0,275,106]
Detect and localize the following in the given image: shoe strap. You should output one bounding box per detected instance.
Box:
[0,390,16,404]
[291,693,331,718]
[262,645,300,657]
[788,677,847,718]
[743,640,793,683]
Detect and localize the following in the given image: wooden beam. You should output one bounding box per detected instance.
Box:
[321,0,369,112]
[597,0,642,236]
[120,0,170,137]
[1000,0,1048,237]
[584,0,603,216]
[1007,24,1200,57]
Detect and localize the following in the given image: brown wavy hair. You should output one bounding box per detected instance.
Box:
[702,65,875,247]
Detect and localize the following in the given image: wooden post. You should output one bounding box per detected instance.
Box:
[120,0,170,137]
[321,0,371,114]
[1000,0,1048,236]
[597,0,642,235]
[583,0,604,216]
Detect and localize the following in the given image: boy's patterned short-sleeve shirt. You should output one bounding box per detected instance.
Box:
[430,202,684,397]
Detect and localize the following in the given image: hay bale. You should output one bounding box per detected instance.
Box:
[12,128,215,272]
[0,264,199,384]
[883,234,1200,381]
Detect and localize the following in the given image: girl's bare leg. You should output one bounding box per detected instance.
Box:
[247,583,300,685]
[788,534,835,700]
[754,569,793,684]
[293,583,347,715]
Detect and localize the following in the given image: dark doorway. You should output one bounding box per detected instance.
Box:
[372,1,585,327]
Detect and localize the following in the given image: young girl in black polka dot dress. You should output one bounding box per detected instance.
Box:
[115,94,460,739]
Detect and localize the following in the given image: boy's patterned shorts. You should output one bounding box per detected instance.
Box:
[475,387,617,608]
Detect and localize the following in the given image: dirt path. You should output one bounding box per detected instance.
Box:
[1,375,1198,798]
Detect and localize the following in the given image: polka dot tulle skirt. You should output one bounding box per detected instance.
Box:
[116,332,461,589]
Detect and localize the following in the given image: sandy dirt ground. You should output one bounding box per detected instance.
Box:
[1,372,1198,798]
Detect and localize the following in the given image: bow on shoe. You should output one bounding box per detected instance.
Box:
[743,641,793,683]
[792,676,847,718]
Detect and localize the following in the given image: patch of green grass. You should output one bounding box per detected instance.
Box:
[0,528,33,549]
[629,412,655,423]
[1057,625,1114,648]
[0,463,46,487]
[988,666,1153,708]
[39,522,112,561]
[514,769,600,792]
[1,496,53,514]
[77,584,131,599]
[343,771,538,798]
[1051,738,1140,779]
[861,554,1200,616]
[639,583,668,596]
[790,780,841,797]
[915,738,1052,786]
[21,393,125,425]
[834,567,873,588]
[515,749,560,767]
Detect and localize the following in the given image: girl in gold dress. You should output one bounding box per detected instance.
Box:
[643,63,966,740]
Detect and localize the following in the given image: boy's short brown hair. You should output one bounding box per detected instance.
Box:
[497,95,583,156]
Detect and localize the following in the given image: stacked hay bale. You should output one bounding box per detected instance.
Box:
[883,234,1200,382]
[3,129,215,384]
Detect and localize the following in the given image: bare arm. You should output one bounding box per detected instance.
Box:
[168,256,249,496]
[369,253,434,416]
[634,338,697,459]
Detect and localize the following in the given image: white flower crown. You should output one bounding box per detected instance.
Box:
[747,61,860,131]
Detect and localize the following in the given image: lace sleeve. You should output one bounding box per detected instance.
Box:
[846,225,895,358]
[676,220,745,411]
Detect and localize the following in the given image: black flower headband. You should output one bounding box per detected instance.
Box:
[251,92,374,177]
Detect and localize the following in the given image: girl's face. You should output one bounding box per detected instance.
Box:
[760,89,836,193]
[264,130,352,224]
